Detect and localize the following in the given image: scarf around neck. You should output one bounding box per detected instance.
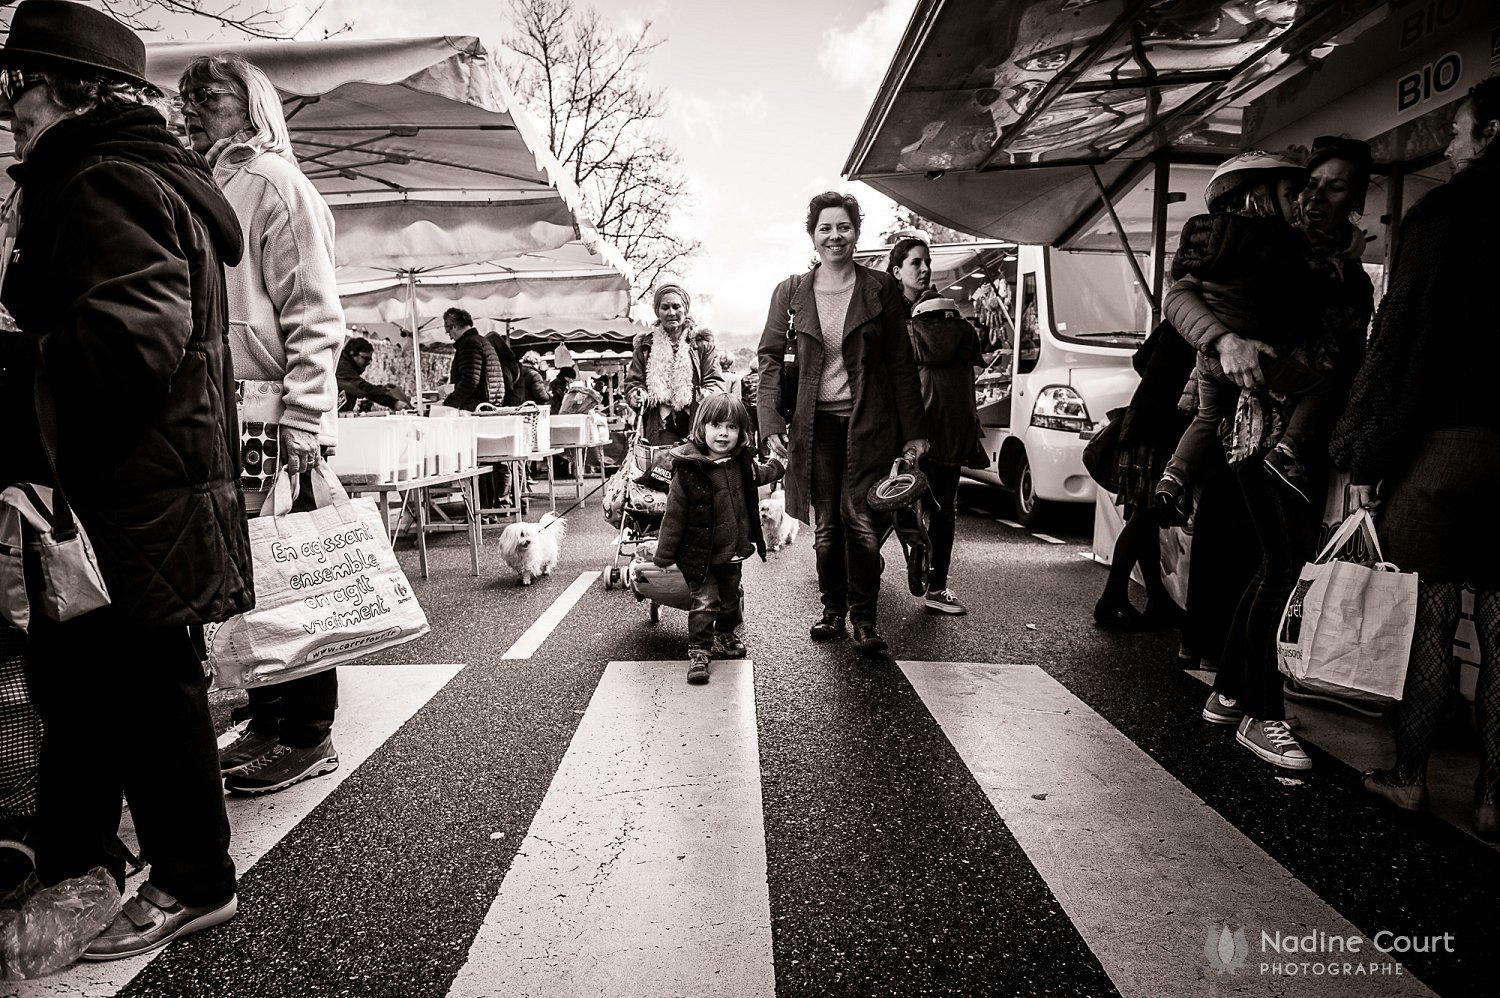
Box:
[644,322,697,411]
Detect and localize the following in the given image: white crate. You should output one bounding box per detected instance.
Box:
[329,415,418,483]
[551,412,608,447]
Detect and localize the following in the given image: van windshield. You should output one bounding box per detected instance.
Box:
[1047,251,1151,347]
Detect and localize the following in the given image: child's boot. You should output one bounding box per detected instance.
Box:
[687,648,711,685]
[711,631,747,659]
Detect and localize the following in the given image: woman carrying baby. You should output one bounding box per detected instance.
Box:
[653,395,786,684]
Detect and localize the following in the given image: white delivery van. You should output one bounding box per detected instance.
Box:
[965,244,1147,525]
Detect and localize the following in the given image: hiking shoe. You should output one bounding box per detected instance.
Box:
[218,727,279,775]
[687,649,711,685]
[905,541,928,597]
[1153,473,1192,527]
[223,738,338,796]
[810,612,847,641]
[1283,677,1387,717]
[1202,691,1244,726]
[1235,717,1311,770]
[82,883,237,961]
[853,623,888,656]
[924,589,968,615]
[1362,769,1428,812]
[711,632,747,659]
[1264,446,1310,503]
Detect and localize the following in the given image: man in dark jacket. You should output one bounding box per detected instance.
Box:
[0,0,249,960]
[442,307,505,410]
[336,336,411,412]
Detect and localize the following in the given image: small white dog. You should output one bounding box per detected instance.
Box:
[758,493,799,552]
[497,512,566,586]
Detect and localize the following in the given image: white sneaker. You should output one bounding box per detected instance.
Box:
[1235,716,1311,770]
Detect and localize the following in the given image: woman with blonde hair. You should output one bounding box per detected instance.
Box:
[178,52,346,796]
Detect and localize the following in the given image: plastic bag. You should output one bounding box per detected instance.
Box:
[0,866,121,979]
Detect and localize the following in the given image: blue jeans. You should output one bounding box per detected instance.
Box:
[687,562,743,651]
[811,412,887,626]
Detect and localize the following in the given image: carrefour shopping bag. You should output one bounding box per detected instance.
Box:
[207,466,429,689]
[1276,509,1417,703]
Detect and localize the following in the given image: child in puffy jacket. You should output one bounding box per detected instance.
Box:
[653,394,784,684]
[1154,151,1328,520]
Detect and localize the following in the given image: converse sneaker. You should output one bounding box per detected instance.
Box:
[687,649,711,685]
[1202,691,1244,725]
[1235,717,1311,770]
[223,737,339,796]
[924,589,968,615]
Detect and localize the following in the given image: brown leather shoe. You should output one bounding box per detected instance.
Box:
[83,883,237,961]
[1362,769,1428,812]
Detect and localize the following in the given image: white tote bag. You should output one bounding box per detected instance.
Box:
[208,465,429,689]
[1276,509,1418,703]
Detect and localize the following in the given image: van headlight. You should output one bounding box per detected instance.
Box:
[1031,385,1091,432]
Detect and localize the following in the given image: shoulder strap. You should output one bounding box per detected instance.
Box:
[31,358,81,540]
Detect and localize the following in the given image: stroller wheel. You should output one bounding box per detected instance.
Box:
[649,602,660,624]
[608,566,622,589]
[603,567,615,590]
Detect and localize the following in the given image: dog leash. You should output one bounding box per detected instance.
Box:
[537,474,611,530]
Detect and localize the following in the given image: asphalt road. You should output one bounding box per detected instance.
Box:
[16,483,1497,998]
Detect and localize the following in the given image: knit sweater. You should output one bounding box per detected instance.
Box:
[1331,155,1500,484]
[210,140,343,445]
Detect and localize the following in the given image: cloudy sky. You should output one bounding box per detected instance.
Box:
[252,0,918,341]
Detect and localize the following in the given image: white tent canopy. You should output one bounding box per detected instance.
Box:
[140,36,595,269]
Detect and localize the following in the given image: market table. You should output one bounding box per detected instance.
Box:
[341,467,490,579]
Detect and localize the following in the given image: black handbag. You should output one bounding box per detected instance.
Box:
[777,273,803,422]
[1081,407,1126,492]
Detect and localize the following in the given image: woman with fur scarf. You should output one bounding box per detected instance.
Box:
[624,283,725,445]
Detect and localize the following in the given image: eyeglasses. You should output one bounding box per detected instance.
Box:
[172,86,237,111]
[0,69,48,103]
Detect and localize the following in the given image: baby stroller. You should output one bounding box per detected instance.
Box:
[622,539,693,624]
[601,408,674,590]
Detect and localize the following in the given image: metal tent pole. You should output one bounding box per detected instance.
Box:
[407,270,424,411]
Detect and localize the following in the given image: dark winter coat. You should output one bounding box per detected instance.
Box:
[906,292,986,468]
[1331,154,1500,484]
[484,332,521,403]
[0,105,252,627]
[653,441,784,584]
[513,364,551,407]
[756,265,926,521]
[445,328,505,411]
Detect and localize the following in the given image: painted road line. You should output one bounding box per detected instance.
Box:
[901,662,1431,998]
[24,664,464,998]
[996,518,1025,529]
[449,660,774,998]
[501,571,600,659]
[1030,532,1066,545]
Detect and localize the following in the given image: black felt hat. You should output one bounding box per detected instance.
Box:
[0,1,149,86]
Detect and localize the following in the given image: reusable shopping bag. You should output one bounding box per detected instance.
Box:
[1276,509,1417,703]
[206,465,429,689]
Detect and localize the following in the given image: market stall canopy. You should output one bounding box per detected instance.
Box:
[0,36,595,267]
[844,0,1392,246]
[508,317,648,355]
[338,233,634,322]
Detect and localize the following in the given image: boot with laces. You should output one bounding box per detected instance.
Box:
[686,649,711,685]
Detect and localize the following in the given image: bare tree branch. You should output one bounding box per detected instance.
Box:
[504,0,698,297]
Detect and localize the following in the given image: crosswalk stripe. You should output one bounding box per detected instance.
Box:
[1030,532,1066,545]
[996,518,1024,529]
[501,571,600,659]
[17,664,463,998]
[900,662,1434,998]
[448,660,774,998]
